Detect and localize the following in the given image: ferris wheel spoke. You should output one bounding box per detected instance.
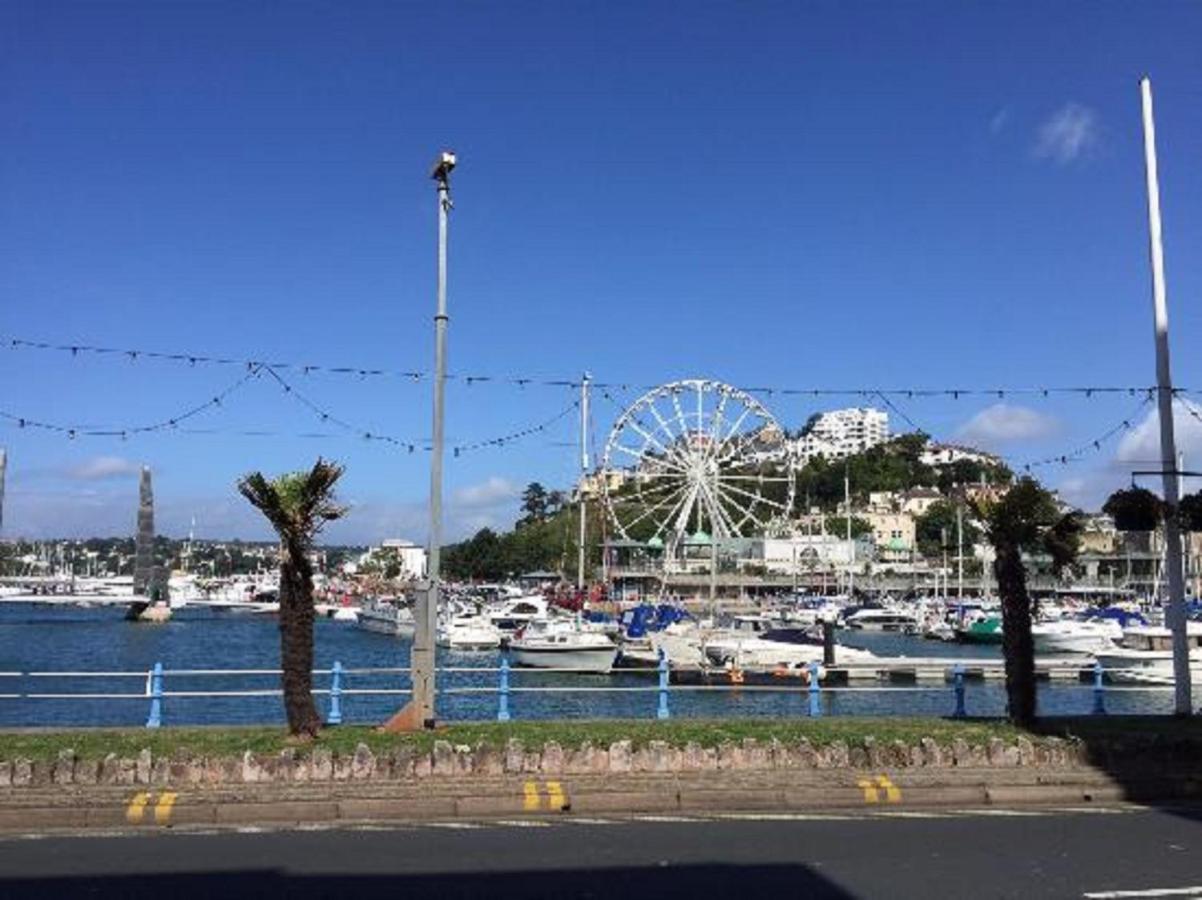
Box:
[721,403,756,444]
[618,482,690,534]
[643,399,682,447]
[716,478,790,513]
[624,419,685,468]
[612,442,684,474]
[669,482,702,536]
[700,482,738,538]
[631,478,688,504]
[668,389,692,451]
[706,390,731,464]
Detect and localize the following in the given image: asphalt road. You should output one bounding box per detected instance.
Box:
[1,806,1200,899]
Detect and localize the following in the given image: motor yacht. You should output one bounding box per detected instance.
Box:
[1094,623,1202,684]
[509,618,618,672]
[843,607,919,632]
[1031,618,1122,655]
[355,596,416,637]
[437,613,503,651]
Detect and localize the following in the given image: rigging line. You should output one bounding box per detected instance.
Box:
[0,365,263,438]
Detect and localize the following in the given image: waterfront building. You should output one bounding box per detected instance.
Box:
[794,407,890,462]
[900,487,943,517]
[920,441,1002,468]
[863,511,916,563]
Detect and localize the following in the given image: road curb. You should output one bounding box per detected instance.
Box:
[0,769,1197,834]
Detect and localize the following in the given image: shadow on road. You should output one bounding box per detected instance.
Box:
[1024,715,1202,815]
[0,863,856,900]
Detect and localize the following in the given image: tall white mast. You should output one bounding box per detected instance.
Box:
[1140,77,1190,714]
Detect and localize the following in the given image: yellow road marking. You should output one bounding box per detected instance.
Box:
[876,775,902,803]
[857,779,880,803]
[546,781,566,810]
[154,792,178,825]
[125,792,150,824]
[523,781,541,812]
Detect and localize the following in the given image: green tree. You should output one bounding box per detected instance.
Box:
[519,482,549,525]
[914,501,980,559]
[1102,487,1164,532]
[1178,491,1202,532]
[976,478,1080,726]
[822,515,873,539]
[237,458,347,737]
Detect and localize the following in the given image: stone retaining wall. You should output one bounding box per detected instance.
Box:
[0,735,1106,789]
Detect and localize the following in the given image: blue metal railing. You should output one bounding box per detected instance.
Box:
[0,658,1173,727]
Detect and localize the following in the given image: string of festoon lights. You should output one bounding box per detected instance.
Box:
[1,333,1178,399]
[0,363,580,456]
[2,333,1189,472]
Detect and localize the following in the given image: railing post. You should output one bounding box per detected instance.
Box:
[497,656,511,722]
[327,660,344,726]
[656,649,670,720]
[1092,660,1106,716]
[952,664,966,718]
[808,661,822,717]
[145,661,163,728]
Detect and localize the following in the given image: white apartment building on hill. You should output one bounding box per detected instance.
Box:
[796,407,890,462]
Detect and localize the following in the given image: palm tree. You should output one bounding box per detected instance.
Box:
[976,477,1080,726]
[238,458,347,737]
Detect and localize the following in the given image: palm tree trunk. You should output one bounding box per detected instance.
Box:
[278,541,322,736]
[995,543,1037,726]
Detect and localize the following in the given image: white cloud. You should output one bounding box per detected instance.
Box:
[955,403,1060,446]
[1033,103,1098,164]
[451,476,519,509]
[1116,400,1202,466]
[64,456,143,481]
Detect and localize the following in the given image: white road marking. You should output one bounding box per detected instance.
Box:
[632,815,706,823]
[709,812,857,822]
[1083,887,1202,898]
[491,819,552,828]
[424,822,486,830]
[564,817,620,825]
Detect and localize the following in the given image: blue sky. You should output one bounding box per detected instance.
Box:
[2,1,1201,544]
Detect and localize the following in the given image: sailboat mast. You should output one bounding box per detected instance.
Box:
[577,373,591,593]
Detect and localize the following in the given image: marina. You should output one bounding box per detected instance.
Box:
[0,595,1185,729]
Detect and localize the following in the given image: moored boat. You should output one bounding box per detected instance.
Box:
[509,618,618,673]
[355,596,415,637]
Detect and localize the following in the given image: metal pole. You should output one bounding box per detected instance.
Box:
[957,500,964,599]
[577,373,590,592]
[1140,78,1191,714]
[844,464,854,596]
[391,150,455,731]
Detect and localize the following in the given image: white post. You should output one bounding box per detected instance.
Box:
[577,373,591,592]
[1140,78,1191,715]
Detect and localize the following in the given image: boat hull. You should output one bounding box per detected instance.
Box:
[509,645,617,673]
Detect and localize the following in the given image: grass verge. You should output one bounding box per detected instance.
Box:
[2,716,1201,762]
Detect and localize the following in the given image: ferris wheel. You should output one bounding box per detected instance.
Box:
[601,379,795,549]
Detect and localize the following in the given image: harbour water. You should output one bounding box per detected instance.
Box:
[0,605,1178,728]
